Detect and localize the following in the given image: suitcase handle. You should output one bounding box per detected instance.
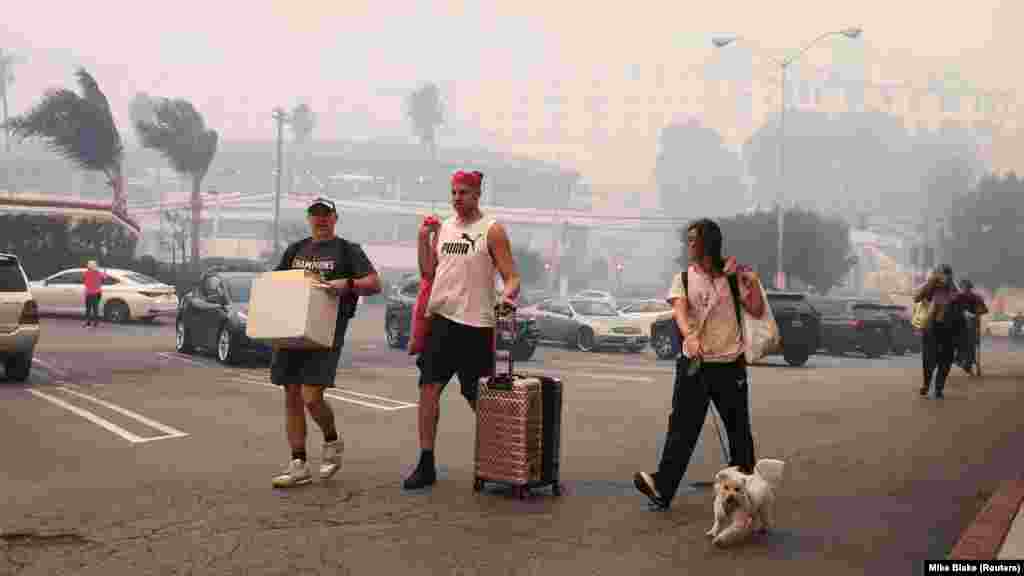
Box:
[494,302,517,380]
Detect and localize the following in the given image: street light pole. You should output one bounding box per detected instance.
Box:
[714,28,862,289]
[272,107,289,257]
[776,63,786,289]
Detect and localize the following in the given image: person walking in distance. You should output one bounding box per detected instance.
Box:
[83,260,106,327]
[633,218,766,510]
[914,265,960,399]
[270,197,381,488]
[403,170,521,491]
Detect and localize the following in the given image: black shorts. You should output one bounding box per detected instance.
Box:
[416,314,495,403]
[270,347,343,388]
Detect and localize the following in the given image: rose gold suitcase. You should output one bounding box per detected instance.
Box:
[473,305,563,499]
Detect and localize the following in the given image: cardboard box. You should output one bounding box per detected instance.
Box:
[245,269,338,349]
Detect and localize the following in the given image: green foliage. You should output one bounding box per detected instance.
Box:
[677,207,856,293]
[947,172,1024,288]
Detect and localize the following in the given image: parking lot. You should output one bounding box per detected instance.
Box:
[3,304,1024,574]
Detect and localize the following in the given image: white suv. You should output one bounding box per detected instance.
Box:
[0,253,40,381]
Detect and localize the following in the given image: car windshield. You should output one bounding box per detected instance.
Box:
[123,272,163,285]
[0,258,27,292]
[571,300,618,316]
[226,278,253,303]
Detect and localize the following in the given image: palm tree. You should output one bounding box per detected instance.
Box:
[5,68,125,209]
[288,102,315,194]
[135,98,218,274]
[406,83,445,159]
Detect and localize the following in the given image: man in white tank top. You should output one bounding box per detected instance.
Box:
[403,170,521,491]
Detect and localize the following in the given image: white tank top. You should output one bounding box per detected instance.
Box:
[426,215,498,327]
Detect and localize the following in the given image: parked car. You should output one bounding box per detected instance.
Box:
[647,291,819,366]
[384,277,540,361]
[617,299,673,339]
[856,302,919,355]
[571,290,617,307]
[520,298,646,352]
[175,270,270,364]
[31,268,178,323]
[0,253,40,381]
[807,297,891,358]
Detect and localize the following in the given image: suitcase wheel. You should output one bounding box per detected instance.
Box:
[473,478,483,493]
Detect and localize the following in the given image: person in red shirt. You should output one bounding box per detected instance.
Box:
[83,260,105,327]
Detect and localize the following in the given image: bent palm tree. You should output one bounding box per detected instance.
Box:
[5,68,125,209]
[135,98,218,274]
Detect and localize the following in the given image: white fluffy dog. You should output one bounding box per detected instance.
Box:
[705,458,785,547]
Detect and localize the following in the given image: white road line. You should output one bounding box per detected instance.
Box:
[29,388,188,443]
[55,386,189,439]
[544,370,654,383]
[28,389,149,443]
[333,388,415,405]
[157,352,207,367]
[544,360,673,374]
[31,357,68,379]
[222,375,416,411]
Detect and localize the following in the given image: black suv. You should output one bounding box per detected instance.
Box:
[649,291,820,366]
[176,270,270,364]
[807,297,892,358]
[385,276,540,361]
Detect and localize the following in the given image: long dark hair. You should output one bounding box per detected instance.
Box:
[687,218,725,273]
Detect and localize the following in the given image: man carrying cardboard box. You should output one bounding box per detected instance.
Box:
[403,170,521,491]
[270,197,381,488]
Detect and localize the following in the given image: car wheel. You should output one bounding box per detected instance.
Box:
[386,315,407,349]
[575,327,596,352]
[175,318,195,353]
[217,325,239,365]
[104,300,131,324]
[5,353,31,382]
[782,345,810,367]
[651,329,676,360]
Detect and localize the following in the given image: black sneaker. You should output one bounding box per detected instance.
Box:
[633,471,669,510]
[403,466,437,490]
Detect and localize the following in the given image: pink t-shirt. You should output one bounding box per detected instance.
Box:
[666,264,744,363]
[84,270,105,295]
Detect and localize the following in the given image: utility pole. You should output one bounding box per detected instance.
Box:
[272,107,289,257]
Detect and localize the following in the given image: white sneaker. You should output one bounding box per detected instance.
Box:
[271,459,312,488]
[320,439,343,480]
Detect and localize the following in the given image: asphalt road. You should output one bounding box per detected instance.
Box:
[2,306,1023,575]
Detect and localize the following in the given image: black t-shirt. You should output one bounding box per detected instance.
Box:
[275,236,376,348]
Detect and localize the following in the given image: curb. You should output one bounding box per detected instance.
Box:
[949,479,1024,560]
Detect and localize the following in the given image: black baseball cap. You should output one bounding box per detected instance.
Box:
[308,197,336,213]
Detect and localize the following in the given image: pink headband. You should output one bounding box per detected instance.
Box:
[452,170,483,188]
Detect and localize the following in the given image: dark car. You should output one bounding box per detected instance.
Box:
[175,271,271,364]
[857,302,919,355]
[807,297,892,358]
[648,291,820,366]
[384,277,540,361]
